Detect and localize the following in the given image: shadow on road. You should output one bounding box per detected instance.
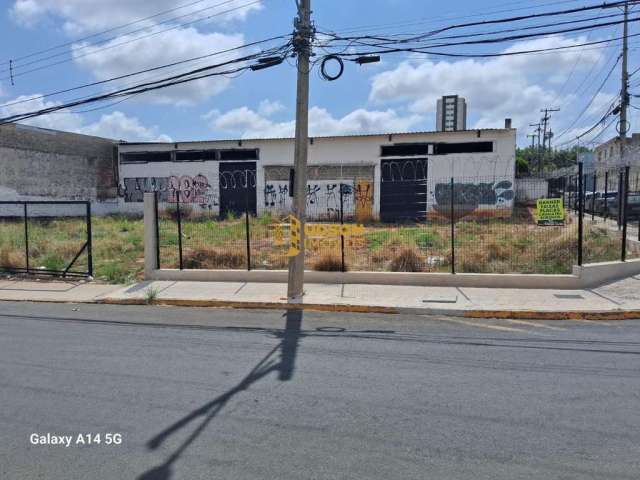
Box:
[137,309,303,480]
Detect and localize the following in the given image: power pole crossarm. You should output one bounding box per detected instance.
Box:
[287,0,313,301]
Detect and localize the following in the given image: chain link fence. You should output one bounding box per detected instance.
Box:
[154,163,639,275]
[0,201,92,277]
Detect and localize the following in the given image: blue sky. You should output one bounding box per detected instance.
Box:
[0,0,638,147]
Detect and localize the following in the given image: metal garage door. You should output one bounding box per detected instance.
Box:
[219,162,257,218]
[380,158,428,222]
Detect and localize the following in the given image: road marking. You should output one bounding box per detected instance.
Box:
[502,319,566,331]
[437,318,529,333]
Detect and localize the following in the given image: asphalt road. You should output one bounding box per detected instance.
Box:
[1,302,640,480]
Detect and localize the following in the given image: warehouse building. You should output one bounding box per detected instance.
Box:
[118,123,516,221]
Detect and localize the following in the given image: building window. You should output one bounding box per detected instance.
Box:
[120,152,172,164]
[219,149,259,161]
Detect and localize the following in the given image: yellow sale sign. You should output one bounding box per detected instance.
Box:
[536,198,564,223]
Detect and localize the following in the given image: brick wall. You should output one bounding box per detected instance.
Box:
[0,124,117,203]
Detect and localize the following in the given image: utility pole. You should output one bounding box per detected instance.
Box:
[619,0,629,167]
[287,0,313,301]
[529,122,542,174]
[540,108,560,174]
[527,133,536,150]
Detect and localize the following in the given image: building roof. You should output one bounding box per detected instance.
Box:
[119,128,515,146]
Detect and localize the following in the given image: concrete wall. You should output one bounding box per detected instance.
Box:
[119,129,516,219]
[515,178,549,205]
[0,124,118,214]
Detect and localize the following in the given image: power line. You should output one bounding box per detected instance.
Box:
[0,34,290,109]
[324,1,638,43]
[0,0,264,81]
[0,44,292,125]
[320,0,590,37]
[1,0,213,66]
[327,31,640,60]
[553,54,621,141]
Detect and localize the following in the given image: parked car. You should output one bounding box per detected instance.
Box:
[607,193,640,220]
[593,191,618,216]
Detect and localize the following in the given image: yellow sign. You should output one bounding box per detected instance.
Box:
[273,220,367,254]
[536,198,565,223]
[287,215,301,256]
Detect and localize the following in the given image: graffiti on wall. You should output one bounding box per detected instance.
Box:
[263,180,356,219]
[354,180,373,222]
[431,179,514,218]
[120,174,218,206]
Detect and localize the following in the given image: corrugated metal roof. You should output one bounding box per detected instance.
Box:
[119,128,515,146]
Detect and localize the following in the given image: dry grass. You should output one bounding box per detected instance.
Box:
[182,246,246,269]
[388,247,424,272]
[311,253,345,272]
[0,247,23,269]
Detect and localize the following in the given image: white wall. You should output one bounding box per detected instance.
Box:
[118,129,516,218]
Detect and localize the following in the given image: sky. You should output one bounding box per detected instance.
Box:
[0,0,638,147]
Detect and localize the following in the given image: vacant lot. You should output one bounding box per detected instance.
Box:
[0,209,634,283]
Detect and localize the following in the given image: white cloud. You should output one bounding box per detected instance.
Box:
[206,105,424,138]
[258,99,284,116]
[369,36,606,133]
[79,111,172,141]
[72,28,245,105]
[10,0,262,33]
[0,94,171,141]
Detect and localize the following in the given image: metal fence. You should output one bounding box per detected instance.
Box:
[154,163,640,275]
[0,201,93,277]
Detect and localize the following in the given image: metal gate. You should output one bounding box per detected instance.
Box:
[0,201,93,278]
[219,162,257,218]
[380,158,428,222]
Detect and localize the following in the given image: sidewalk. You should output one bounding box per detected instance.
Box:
[1,275,640,320]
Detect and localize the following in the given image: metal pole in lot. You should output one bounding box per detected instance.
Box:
[23,203,29,273]
[339,183,345,273]
[450,177,455,274]
[86,202,93,277]
[578,162,584,266]
[604,171,609,220]
[591,173,596,222]
[245,179,251,271]
[176,190,183,271]
[618,170,623,229]
[622,166,630,261]
[154,192,160,269]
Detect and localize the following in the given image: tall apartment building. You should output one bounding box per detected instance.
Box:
[436,95,467,132]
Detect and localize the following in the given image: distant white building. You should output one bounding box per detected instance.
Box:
[594,133,640,171]
[436,95,467,132]
[118,125,516,221]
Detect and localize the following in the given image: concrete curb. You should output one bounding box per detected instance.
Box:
[96,297,640,320]
[3,296,639,321]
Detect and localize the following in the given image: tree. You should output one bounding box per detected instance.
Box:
[515,145,591,177]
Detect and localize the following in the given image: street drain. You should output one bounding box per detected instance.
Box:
[554,294,584,299]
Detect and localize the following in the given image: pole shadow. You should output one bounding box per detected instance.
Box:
[137,309,303,480]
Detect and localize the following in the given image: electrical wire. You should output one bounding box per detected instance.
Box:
[0,44,292,125]
[1,0,213,66]
[0,0,264,80]
[0,34,290,109]
[554,54,621,141]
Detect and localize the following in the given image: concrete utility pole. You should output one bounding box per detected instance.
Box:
[529,122,542,173]
[287,0,313,301]
[539,108,559,174]
[619,0,629,166]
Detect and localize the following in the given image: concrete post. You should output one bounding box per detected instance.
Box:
[144,192,159,279]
